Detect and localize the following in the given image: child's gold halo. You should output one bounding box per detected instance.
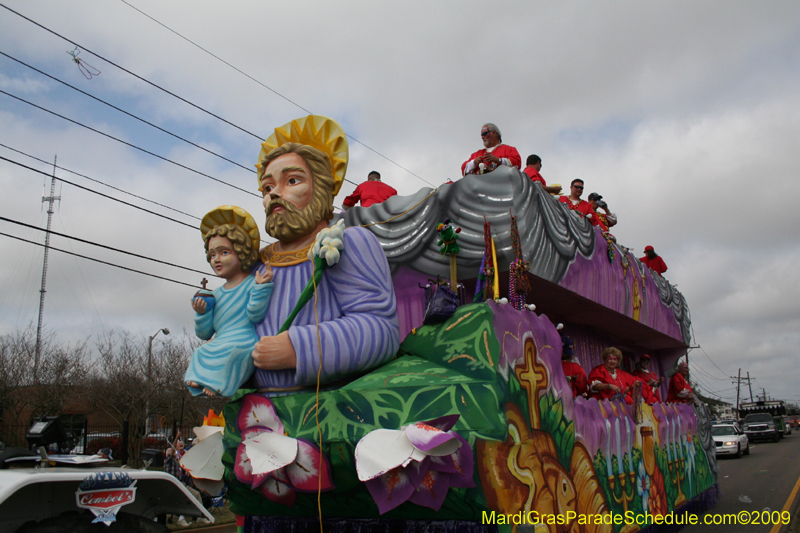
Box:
[200,205,260,253]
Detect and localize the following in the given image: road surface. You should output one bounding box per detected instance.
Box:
[682,432,800,533]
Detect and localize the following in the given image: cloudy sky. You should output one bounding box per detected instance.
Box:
[1,1,798,407]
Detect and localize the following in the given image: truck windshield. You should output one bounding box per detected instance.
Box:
[744,414,772,423]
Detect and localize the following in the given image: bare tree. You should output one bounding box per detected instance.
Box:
[0,326,90,446]
[0,327,36,428]
[0,326,228,456]
[147,333,227,434]
[86,331,226,460]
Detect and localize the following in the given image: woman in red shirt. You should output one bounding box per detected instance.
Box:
[588,347,637,404]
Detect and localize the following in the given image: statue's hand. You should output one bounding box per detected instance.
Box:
[252,332,297,370]
[192,297,207,314]
[256,262,273,284]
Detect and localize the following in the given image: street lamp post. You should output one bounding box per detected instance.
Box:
[145,328,170,436]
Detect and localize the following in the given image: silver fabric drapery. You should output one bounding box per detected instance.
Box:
[338,166,691,345]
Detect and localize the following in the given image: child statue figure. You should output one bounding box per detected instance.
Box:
[184,206,274,397]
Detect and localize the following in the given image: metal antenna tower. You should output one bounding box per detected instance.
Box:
[35,156,60,382]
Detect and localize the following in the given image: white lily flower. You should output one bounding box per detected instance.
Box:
[321,246,341,267]
[308,220,345,265]
[308,229,327,261]
[328,219,345,239]
[307,220,346,262]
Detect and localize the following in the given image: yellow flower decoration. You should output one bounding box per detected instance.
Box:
[200,205,260,253]
[255,115,348,196]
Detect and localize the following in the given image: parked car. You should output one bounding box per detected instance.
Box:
[711,423,749,458]
[742,413,780,442]
[69,432,122,455]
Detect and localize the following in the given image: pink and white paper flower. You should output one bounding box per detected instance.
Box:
[233,394,334,506]
[354,414,474,514]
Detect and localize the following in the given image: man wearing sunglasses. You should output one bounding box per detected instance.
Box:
[559,178,597,221]
[461,123,521,176]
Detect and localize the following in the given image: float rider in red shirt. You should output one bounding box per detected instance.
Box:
[587,192,617,233]
[667,361,693,403]
[640,245,668,275]
[559,179,599,224]
[462,123,522,176]
[633,354,664,404]
[588,347,637,404]
[342,171,398,210]
[523,154,562,195]
[560,335,587,398]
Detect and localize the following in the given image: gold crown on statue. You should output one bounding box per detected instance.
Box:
[255,115,348,196]
[200,205,261,252]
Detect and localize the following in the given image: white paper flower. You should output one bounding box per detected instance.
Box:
[308,220,346,264]
[179,412,227,495]
[233,394,334,507]
[354,415,474,514]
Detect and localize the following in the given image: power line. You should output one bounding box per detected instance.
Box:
[690,360,728,381]
[698,346,728,377]
[0,3,264,141]
[1,216,213,277]
[1,6,347,209]
[0,51,257,174]
[119,0,313,116]
[0,156,199,230]
[0,3,364,191]
[116,0,436,189]
[54,212,108,335]
[0,89,259,197]
[0,143,200,222]
[0,232,199,288]
[689,324,729,377]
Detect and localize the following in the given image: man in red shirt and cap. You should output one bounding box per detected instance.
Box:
[342,171,397,210]
[462,123,521,176]
[587,192,617,233]
[640,245,668,275]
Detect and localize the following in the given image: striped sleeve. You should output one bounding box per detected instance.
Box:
[288,227,400,386]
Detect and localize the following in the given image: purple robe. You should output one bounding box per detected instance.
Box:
[253,226,400,390]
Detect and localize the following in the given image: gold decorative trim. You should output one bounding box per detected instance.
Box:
[259,243,312,266]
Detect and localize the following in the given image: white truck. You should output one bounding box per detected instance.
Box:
[0,447,213,533]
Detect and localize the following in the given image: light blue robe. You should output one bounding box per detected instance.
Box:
[185,276,274,397]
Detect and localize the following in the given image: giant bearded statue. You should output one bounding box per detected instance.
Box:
[250,115,400,392]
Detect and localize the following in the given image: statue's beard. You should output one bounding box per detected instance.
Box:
[265,198,323,243]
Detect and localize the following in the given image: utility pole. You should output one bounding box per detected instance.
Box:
[35,156,60,383]
[747,372,754,402]
[735,368,741,416]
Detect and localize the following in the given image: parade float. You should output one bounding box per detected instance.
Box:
[182,115,718,533]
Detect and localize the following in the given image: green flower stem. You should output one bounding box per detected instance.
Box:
[279,256,328,333]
